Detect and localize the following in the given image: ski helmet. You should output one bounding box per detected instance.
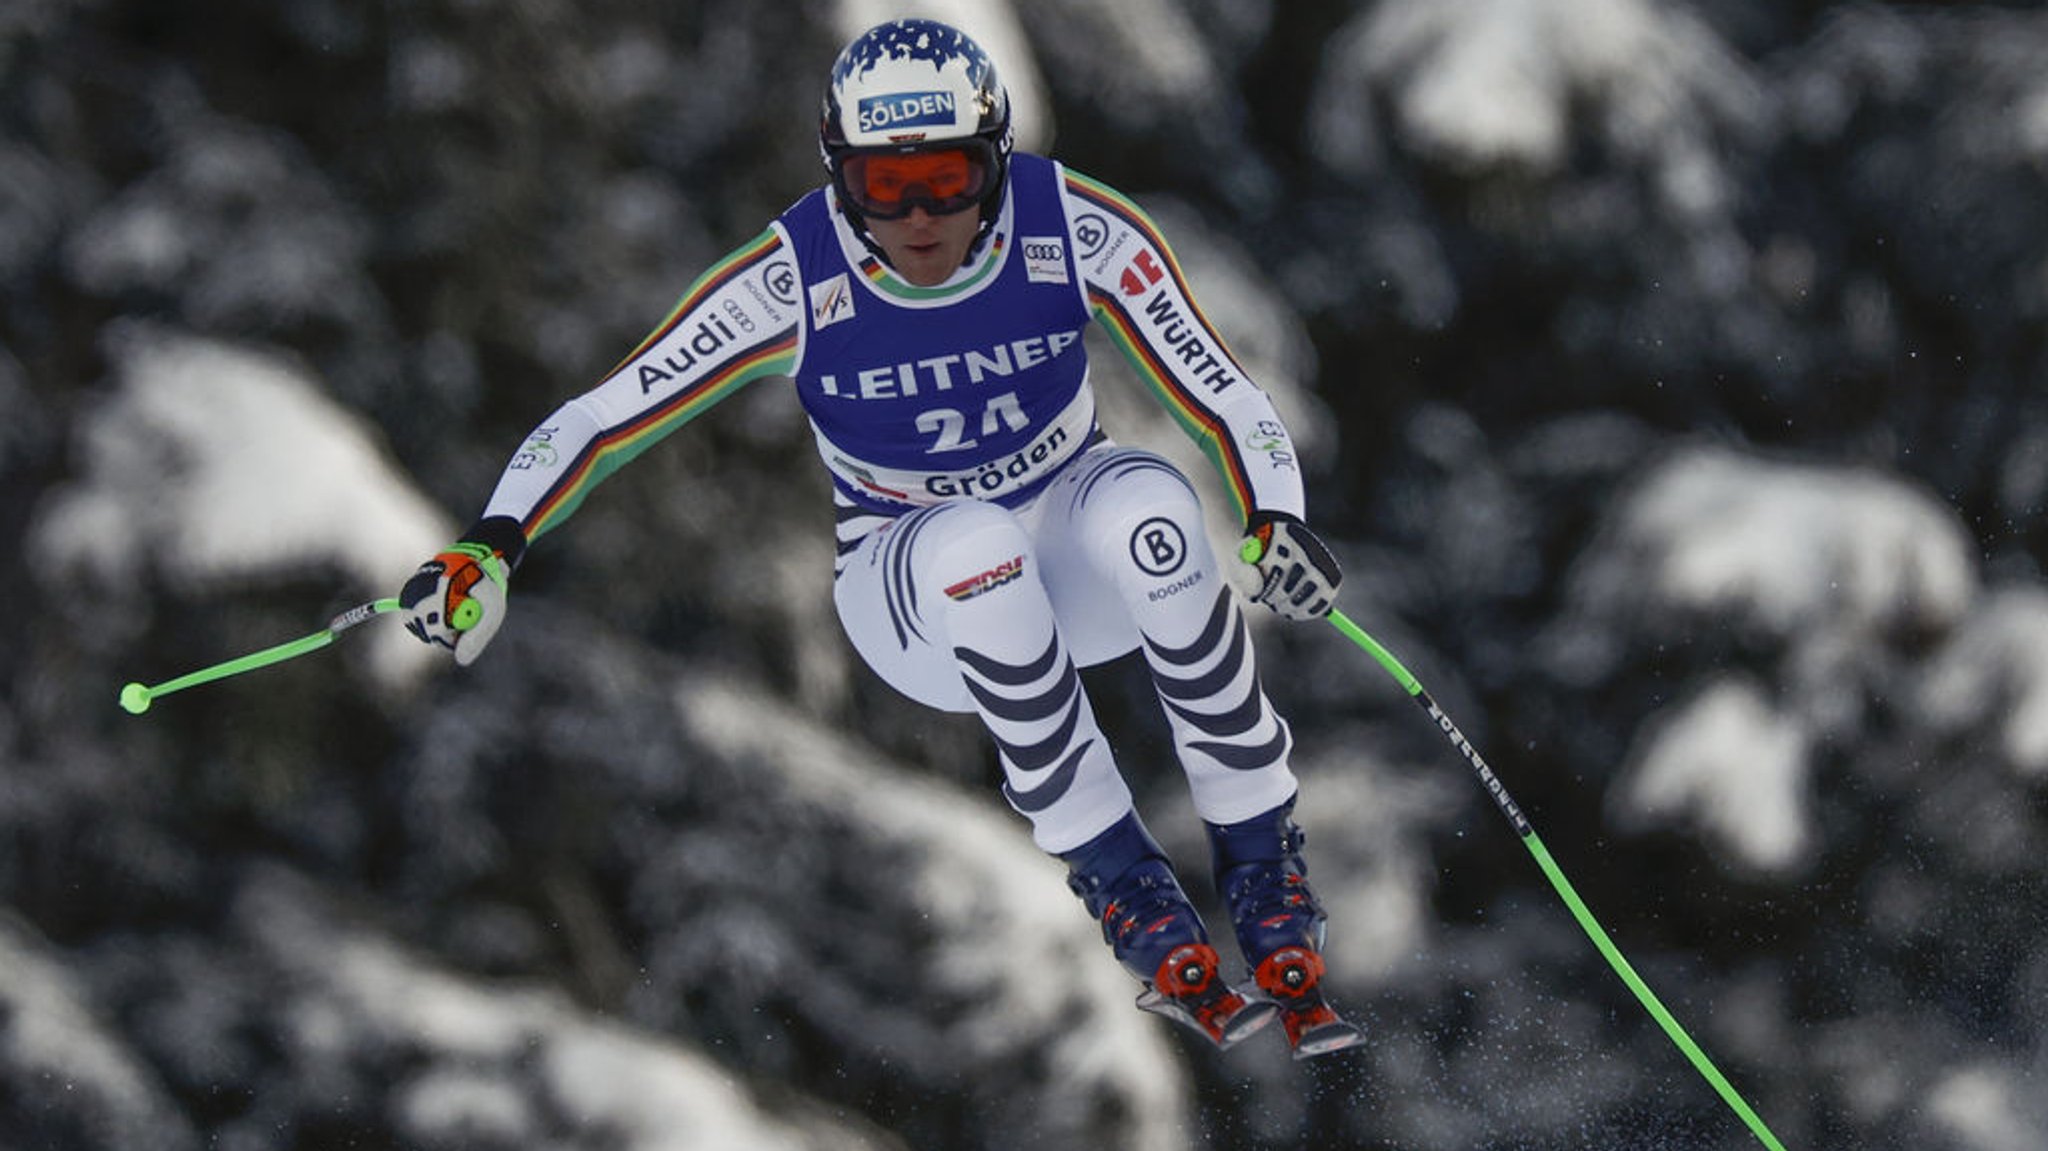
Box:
[819,19,1013,233]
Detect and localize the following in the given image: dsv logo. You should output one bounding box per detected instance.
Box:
[1129,517,1187,576]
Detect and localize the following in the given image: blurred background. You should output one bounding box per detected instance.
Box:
[4,0,2047,1148]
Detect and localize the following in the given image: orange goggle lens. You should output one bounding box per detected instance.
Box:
[838,146,992,220]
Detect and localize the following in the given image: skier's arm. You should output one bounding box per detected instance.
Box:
[1063,168,1307,524]
[1062,168,1339,617]
[401,227,802,661]
[480,226,801,543]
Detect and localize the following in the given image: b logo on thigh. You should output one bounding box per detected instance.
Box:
[1130,516,1187,576]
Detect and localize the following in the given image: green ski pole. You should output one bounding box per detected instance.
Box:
[119,597,404,714]
[1325,607,1789,1151]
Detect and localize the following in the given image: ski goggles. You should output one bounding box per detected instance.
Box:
[835,142,997,220]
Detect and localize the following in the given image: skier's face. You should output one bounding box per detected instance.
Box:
[866,205,981,287]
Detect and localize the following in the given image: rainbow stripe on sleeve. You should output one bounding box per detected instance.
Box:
[1064,170,1258,523]
[524,230,800,540]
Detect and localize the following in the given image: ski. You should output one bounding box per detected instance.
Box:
[1273,997,1364,1059]
[1129,943,1364,1057]
[1135,980,1279,1049]
[1135,942,1281,1049]
[1253,945,1364,1059]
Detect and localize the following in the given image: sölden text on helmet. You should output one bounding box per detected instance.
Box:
[819,18,1014,235]
[821,19,1009,151]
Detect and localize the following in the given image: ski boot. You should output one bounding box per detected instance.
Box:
[1209,798,1363,1059]
[1063,811,1277,1049]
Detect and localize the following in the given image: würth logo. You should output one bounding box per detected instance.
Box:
[1119,250,1165,296]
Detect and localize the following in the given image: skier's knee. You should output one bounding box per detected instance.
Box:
[911,499,1039,595]
[1086,449,1201,521]
[1068,451,1210,590]
[1078,450,1203,542]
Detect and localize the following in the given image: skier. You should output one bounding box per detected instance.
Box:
[399,18,1356,1056]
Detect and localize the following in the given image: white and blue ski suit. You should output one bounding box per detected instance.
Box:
[474,155,1311,854]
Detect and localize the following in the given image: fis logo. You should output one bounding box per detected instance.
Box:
[810,273,856,330]
[945,555,1025,601]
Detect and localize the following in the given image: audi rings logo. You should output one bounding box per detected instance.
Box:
[1022,234,1069,285]
[1130,517,1187,576]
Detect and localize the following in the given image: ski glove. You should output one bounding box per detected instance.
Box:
[1240,510,1342,620]
[400,517,526,666]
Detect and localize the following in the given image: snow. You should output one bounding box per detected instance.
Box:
[2023,84,2048,159]
[396,1068,536,1146]
[1614,448,1977,639]
[28,322,449,686]
[10,3,2048,1147]
[0,920,199,1150]
[1927,1064,2044,1151]
[1321,0,1766,222]
[1615,675,1814,871]
[243,868,885,1151]
[676,674,1194,1151]
[1572,446,1980,871]
[1368,0,1577,170]
[1917,588,2048,778]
